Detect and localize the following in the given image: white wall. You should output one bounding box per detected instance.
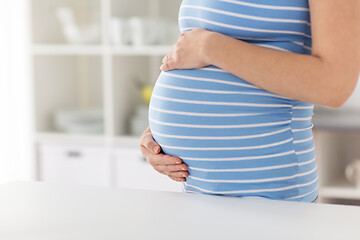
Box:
[0,0,33,184]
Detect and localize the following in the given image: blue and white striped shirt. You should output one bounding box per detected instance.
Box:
[149,0,319,202]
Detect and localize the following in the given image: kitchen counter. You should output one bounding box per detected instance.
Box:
[0,181,360,240]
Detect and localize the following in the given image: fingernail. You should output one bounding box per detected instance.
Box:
[153,146,160,153]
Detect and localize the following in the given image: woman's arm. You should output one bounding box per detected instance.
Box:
[160,0,360,108]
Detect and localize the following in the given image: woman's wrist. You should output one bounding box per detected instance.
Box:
[200,31,223,66]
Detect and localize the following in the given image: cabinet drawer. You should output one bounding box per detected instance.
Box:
[114,148,182,192]
[39,144,111,186]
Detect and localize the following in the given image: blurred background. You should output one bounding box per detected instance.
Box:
[1,0,360,206]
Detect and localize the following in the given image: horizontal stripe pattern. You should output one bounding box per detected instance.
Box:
[221,0,311,11]
[179,0,312,49]
[149,0,318,202]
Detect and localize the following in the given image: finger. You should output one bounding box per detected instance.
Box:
[162,55,169,64]
[140,131,161,154]
[145,152,183,166]
[168,171,189,178]
[154,164,188,174]
[169,177,186,182]
[160,163,188,172]
[160,60,176,71]
[152,164,188,177]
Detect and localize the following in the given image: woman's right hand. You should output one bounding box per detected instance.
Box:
[139,126,189,182]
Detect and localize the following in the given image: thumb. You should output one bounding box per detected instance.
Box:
[151,140,161,154]
[143,132,161,154]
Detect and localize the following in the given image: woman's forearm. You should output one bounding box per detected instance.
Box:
[202,32,353,108]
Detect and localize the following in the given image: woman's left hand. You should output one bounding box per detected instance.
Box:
[160,28,213,71]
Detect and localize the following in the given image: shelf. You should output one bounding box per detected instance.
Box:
[35,132,107,146]
[35,132,141,148]
[33,45,104,55]
[32,44,172,56]
[111,45,172,56]
[320,178,360,200]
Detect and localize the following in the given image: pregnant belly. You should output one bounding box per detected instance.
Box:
[148,66,314,199]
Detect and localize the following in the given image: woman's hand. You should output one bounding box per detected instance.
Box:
[139,126,189,182]
[160,28,214,71]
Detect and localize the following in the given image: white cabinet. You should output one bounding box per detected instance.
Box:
[114,148,183,192]
[39,144,111,186]
[38,143,183,192]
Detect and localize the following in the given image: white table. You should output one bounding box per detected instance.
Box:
[0,181,359,240]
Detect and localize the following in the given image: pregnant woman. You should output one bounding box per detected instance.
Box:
[140,0,360,202]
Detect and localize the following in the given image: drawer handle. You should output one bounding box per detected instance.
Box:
[66,151,82,158]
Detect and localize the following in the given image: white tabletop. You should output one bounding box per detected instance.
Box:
[0,181,359,240]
